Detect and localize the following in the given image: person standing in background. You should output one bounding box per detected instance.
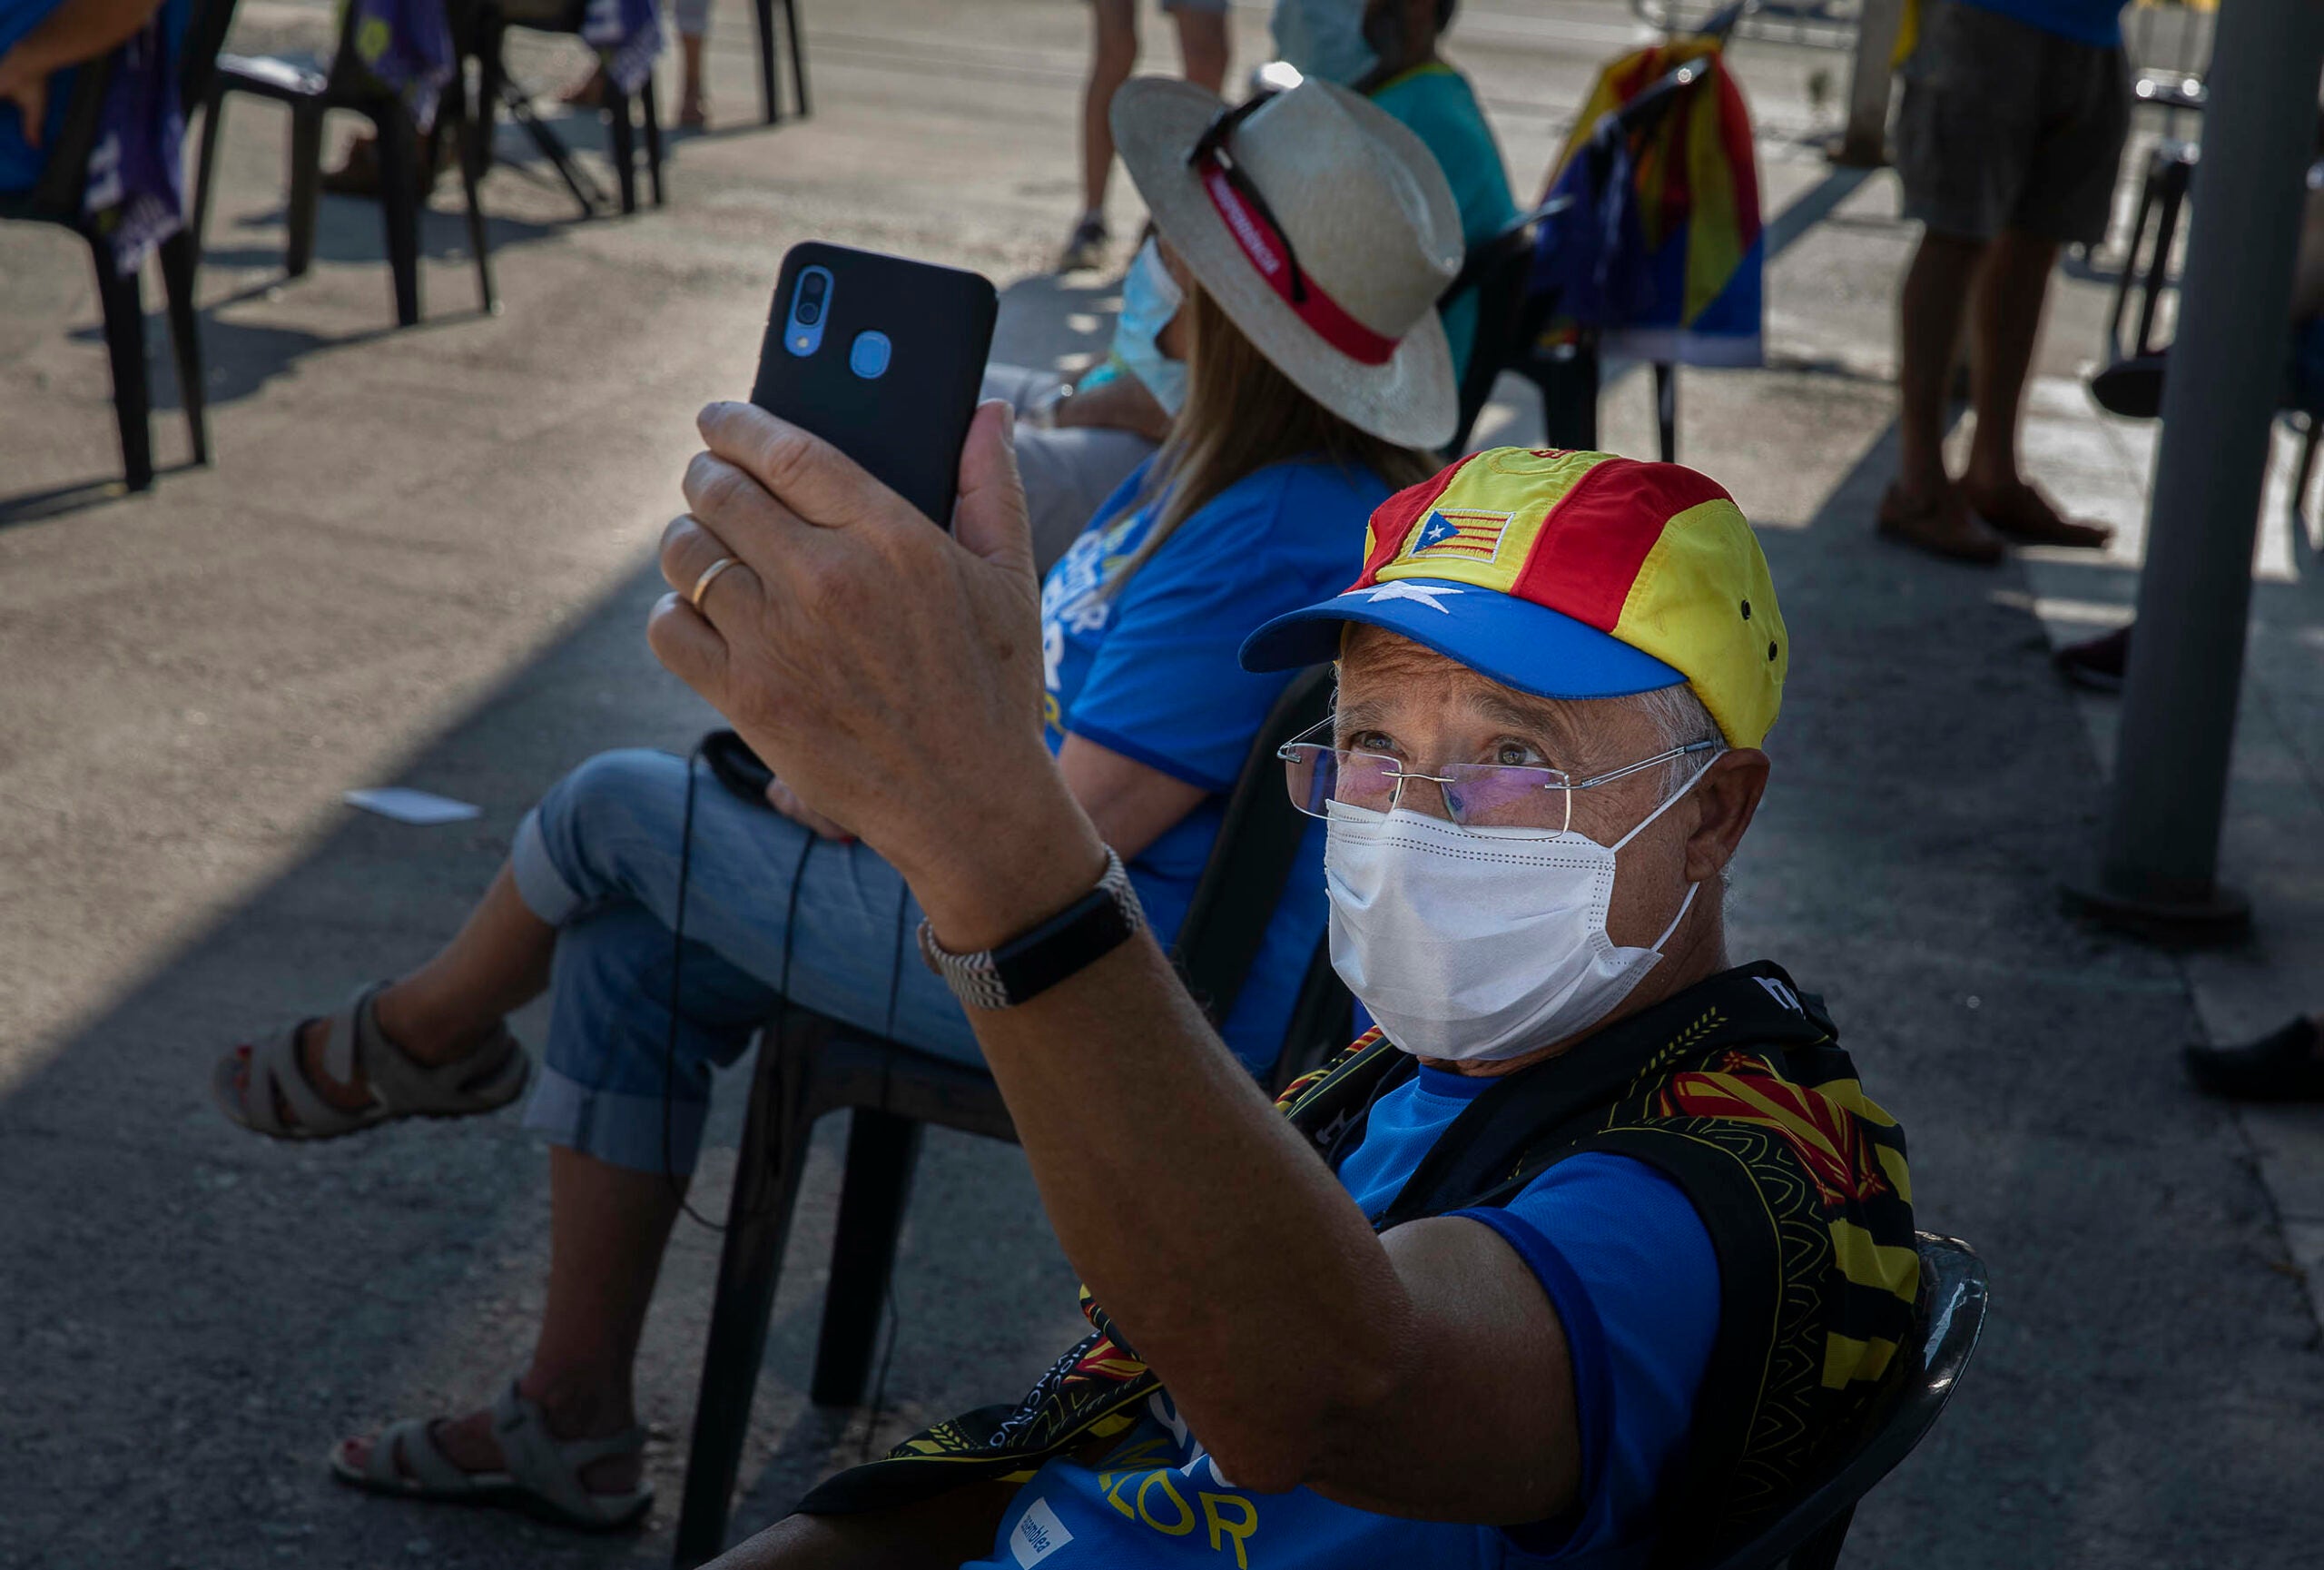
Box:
[1060,0,1230,272]
[1877,0,2127,562]
[1353,0,1515,385]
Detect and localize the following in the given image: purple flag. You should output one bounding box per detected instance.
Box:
[84,16,183,277]
[350,0,457,132]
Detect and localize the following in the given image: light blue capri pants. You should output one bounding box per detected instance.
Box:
[512,748,980,1176]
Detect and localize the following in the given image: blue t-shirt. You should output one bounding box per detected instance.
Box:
[1951,0,2125,49]
[1369,63,1520,387]
[1040,456,1384,1075]
[969,1064,1721,1570]
[0,0,193,193]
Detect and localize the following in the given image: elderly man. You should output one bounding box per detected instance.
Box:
[654,411,1918,1567]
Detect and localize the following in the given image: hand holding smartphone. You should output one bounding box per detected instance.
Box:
[747,242,1000,528]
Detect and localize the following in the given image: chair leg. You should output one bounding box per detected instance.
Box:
[372,108,422,327]
[783,0,810,118]
[809,1110,924,1408]
[89,236,154,492]
[754,0,779,124]
[606,85,638,216]
[1529,341,1600,451]
[285,102,325,278]
[675,1024,825,1570]
[1654,360,1677,464]
[446,83,496,314]
[156,230,209,468]
[641,76,665,208]
[191,87,227,261]
[2110,169,2157,359]
[2136,163,2189,360]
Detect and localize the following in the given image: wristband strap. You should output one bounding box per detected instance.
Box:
[918,847,1144,1011]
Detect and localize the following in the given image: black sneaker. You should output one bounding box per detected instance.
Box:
[2184,1015,2324,1101]
[2090,353,2169,420]
[2053,625,2131,693]
[1057,214,1108,273]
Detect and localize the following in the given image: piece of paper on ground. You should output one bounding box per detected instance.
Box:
[344,787,483,825]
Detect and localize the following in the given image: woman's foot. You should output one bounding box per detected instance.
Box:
[678,85,709,129]
[1877,480,2004,564]
[221,984,514,1134]
[332,1377,652,1529]
[2184,1014,2324,1101]
[1961,476,2113,549]
[319,132,453,199]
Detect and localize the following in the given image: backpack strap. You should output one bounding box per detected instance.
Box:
[1374,963,1833,1229]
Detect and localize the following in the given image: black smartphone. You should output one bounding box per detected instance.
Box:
[748,242,999,528]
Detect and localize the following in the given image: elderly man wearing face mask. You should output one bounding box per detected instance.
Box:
[656,423,1922,1569]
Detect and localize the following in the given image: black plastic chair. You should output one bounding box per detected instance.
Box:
[1465,35,1740,460]
[750,0,810,125]
[191,0,492,327]
[0,0,238,491]
[473,0,663,219]
[1693,1232,1989,1570]
[1443,215,1543,454]
[2107,138,2197,362]
[671,666,1349,1567]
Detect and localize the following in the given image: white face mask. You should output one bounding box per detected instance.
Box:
[1323,762,1713,1063]
[1114,238,1188,416]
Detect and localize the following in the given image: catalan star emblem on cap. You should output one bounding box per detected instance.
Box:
[1360,582,1463,611]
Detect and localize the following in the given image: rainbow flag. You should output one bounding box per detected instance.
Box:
[1531,38,1764,368]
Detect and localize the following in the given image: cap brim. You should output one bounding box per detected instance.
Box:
[1112,78,1460,451]
[1238,578,1687,700]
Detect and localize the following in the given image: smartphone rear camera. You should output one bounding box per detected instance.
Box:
[785,265,834,357]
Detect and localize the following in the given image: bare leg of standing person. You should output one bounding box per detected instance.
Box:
[1171,2,1229,94]
[1879,230,2004,562]
[1064,0,1139,272]
[1958,228,2111,548]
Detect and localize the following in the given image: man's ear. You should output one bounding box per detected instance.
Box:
[1685,748,1768,884]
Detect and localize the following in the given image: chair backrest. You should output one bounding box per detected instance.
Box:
[1693,1233,1989,1570]
[179,0,243,107]
[1442,218,1540,453]
[1169,665,1335,1040]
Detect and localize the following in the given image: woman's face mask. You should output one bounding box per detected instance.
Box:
[1114,237,1188,416]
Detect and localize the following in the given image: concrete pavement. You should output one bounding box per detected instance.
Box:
[3,0,2321,1564]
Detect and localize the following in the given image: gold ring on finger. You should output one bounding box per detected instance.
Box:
[690,556,741,611]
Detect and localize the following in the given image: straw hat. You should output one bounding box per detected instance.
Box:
[1110,75,1463,451]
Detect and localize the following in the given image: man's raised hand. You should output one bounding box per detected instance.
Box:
[649,400,1085,923]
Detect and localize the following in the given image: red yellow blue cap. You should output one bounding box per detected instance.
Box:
[1239,448,1787,748]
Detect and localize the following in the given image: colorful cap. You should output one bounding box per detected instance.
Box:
[1238,448,1788,747]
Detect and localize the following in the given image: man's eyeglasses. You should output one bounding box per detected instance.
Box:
[1279,720,1722,836]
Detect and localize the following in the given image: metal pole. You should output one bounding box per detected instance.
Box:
[2072,0,2324,943]
[1834,0,1905,168]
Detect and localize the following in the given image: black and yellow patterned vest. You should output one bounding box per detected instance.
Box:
[801,963,1917,1565]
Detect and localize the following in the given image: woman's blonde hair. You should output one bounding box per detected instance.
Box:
[1102,281,1440,588]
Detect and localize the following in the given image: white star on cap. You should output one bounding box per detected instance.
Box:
[1357,582,1464,613]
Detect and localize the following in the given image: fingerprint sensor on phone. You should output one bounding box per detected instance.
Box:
[850,331,892,380]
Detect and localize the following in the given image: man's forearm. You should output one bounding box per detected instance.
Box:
[3,0,165,77]
[909,811,1413,1495]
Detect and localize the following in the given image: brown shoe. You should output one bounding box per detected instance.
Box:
[1877,482,2004,565]
[319,132,450,199]
[1963,478,2112,549]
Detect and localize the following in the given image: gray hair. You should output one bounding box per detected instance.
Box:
[1630,682,1725,794]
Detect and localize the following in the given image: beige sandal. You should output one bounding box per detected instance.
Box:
[212,982,528,1141]
[330,1381,652,1531]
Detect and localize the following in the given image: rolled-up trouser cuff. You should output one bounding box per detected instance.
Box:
[522,1061,713,1176]
[511,807,587,926]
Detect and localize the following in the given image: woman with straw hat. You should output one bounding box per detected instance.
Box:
[205,74,1463,1527]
